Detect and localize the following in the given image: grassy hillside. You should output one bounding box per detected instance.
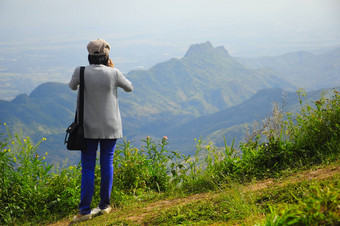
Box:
[0,89,339,225]
[51,164,340,225]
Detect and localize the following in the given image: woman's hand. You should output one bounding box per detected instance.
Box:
[108,58,114,68]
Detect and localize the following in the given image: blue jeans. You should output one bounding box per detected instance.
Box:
[79,139,117,215]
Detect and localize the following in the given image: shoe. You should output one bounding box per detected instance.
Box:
[91,206,112,215]
[72,213,92,222]
[100,206,112,215]
[91,207,101,216]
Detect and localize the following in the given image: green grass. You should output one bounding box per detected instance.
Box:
[0,89,339,225]
[263,176,340,225]
[73,165,339,225]
[149,174,339,226]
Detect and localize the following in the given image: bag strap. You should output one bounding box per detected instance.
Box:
[78,67,85,126]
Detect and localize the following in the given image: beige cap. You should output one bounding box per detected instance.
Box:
[87,39,111,56]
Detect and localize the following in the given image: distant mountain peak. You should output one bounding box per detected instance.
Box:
[184,41,229,58]
[29,82,70,100]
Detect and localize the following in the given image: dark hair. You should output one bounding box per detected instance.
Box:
[88,54,109,65]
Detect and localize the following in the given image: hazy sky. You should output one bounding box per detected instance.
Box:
[1,0,340,71]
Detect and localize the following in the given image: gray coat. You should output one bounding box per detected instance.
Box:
[69,65,133,139]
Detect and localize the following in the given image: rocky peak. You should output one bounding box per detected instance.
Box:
[184,41,229,58]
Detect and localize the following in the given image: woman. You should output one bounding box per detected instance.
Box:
[69,39,133,222]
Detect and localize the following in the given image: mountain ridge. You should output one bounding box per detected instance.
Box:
[118,42,296,147]
[237,47,340,90]
[0,42,338,164]
[122,42,295,118]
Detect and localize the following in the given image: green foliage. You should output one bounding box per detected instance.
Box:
[0,123,81,225]
[113,136,171,193]
[287,89,340,163]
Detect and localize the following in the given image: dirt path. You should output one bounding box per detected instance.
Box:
[49,164,340,225]
[124,193,214,224]
[247,164,340,192]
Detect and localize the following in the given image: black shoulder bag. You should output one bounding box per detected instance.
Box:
[64,67,87,150]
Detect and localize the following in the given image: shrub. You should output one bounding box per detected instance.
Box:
[0,124,81,224]
[287,89,340,163]
[113,136,171,193]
